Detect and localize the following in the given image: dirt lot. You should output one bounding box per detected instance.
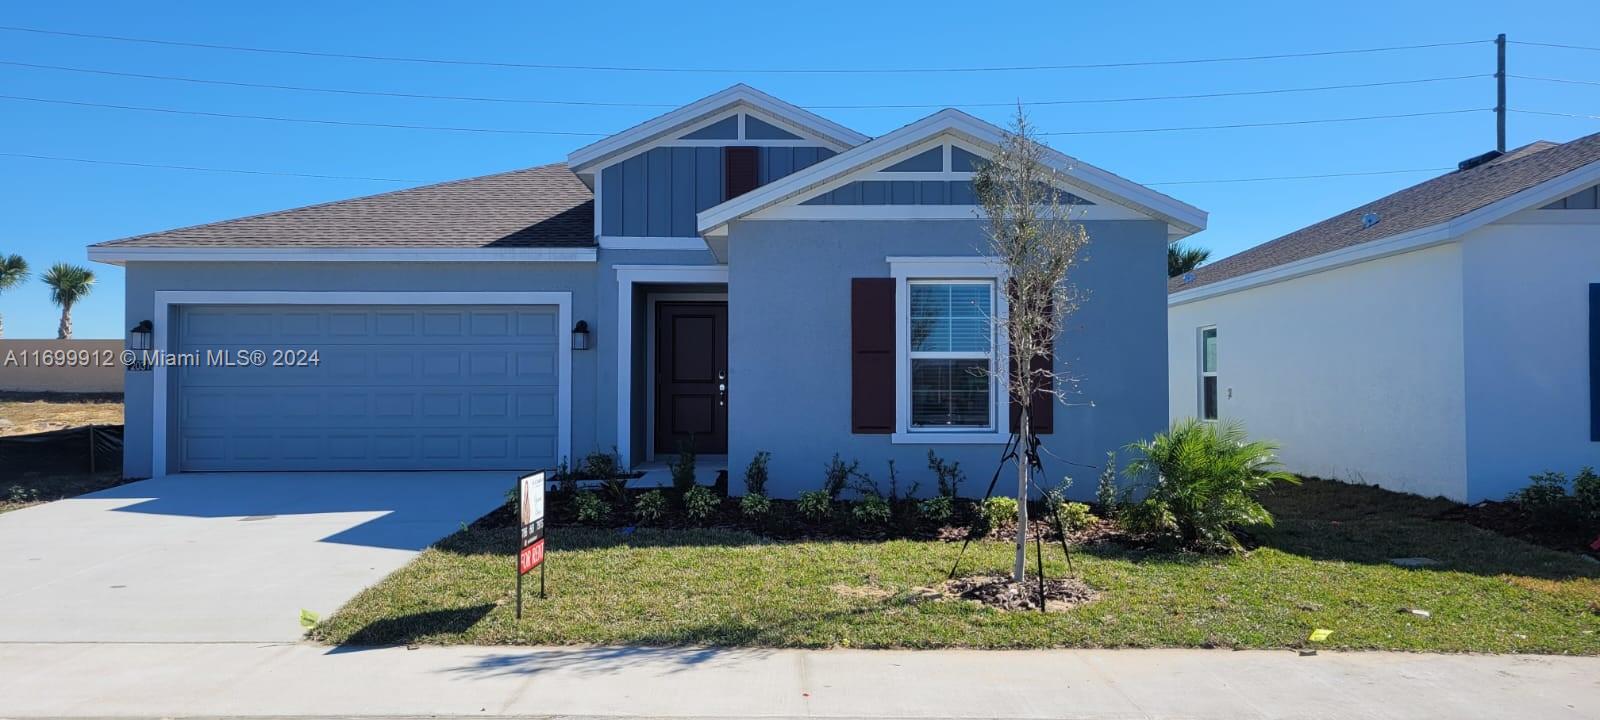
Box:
[0,392,123,437]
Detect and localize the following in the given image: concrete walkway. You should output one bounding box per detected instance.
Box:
[0,642,1594,718]
[0,472,509,642]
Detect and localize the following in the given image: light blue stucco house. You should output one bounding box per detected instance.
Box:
[90,85,1207,497]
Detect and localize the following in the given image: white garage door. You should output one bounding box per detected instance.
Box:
[174,304,560,472]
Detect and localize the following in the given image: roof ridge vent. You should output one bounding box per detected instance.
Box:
[1457,149,1503,171]
[1362,212,1381,229]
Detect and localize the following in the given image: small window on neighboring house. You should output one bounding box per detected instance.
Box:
[1200,327,1218,420]
[909,281,995,429]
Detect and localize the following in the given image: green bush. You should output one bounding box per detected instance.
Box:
[739,492,771,519]
[634,490,668,524]
[1574,467,1600,519]
[798,490,832,522]
[682,486,719,523]
[822,454,860,500]
[981,496,1019,530]
[1095,450,1120,518]
[1510,467,1600,527]
[743,451,771,496]
[581,449,621,480]
[918,495,954,524]
[670,443,697,494]
[1058,501,1098,532]
[1122,419,1297,552]
[551,459,577,496]
[853,495,891,527]
[574,492,610,525]
[927,450,964,498]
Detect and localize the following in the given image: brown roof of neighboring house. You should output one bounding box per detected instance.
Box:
[95,163,594,249]
[1171,132,1600,293]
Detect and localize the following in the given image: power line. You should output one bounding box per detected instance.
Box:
[1145,167,1452,186]
[1509,40,1600,53]
[0,92,1487,137]
[0,94,609,136]
[0,24,1489,74]
[1510,108,1600,121]
[1040,108,1486,136]
[1510,74,1600,88]
[0,59,1488,109]
[0,151,419,182]
[0,149,1465,188]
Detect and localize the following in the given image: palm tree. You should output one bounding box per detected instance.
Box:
[42,263,95,339]
[1168,242,1211,278]
[0,254,27,338]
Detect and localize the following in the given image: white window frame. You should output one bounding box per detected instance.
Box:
[1198,325,1218,421]
[889,257,1009,445]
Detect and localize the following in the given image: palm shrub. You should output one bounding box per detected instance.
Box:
[0,254,28,338]
[1122,419,1297,552]
[42,263,94,339]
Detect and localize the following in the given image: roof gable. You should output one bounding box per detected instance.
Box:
[696,109,1207,238]
[1172,132,1600,297]
[565,84,869,174]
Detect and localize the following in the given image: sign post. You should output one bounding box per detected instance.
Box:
[516,470,547,619]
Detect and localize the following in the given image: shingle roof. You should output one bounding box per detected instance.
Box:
[95,163,594,249]
[1171,132,1600,293]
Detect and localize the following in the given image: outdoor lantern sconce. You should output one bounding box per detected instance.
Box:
[572,320,591,350]
[127,320,154,371]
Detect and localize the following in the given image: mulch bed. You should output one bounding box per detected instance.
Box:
[1438,500,1600,559]
[944,573,1101,612]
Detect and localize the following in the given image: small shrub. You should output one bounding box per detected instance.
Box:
[981,496,1019,530]
[1058,501,1098,532]
[928,450,964,498]
[853,494,892,527]
[634,490,668,524]
[670,443,697,494]
[1122,419,1297,552]
[573,492,610,525]
[1573,467,1600,519]
[919,495,954,524]
[552,459,577,496]
[798,489,832,522]
[739,492,771,519]
[1513,470,1570,512]
[743,451,771,496]
[1095,450,1120,518]
[822,454,860,500]
[581,448,621,480]
[683,485,719,523]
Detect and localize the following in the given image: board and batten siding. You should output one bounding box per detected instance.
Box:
[600,146,835,237]
[1168,242,1469,500]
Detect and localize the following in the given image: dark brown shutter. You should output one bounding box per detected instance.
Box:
[723,147,760,200]
[851,278,895,434]
[1008,294,1055,435]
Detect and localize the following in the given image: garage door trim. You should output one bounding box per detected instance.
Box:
[149,291,572,477]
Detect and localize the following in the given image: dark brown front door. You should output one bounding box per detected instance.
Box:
[655,301,728,454]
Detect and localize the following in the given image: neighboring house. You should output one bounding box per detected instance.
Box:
[1168,133,1600,502]
[90,85,1206,496]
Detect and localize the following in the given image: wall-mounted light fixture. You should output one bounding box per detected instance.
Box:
[127,320,154,371]
[571,320,591,351]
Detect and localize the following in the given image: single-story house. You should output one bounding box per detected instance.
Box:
[1168,132,1600,502]
[90,85,1206,496]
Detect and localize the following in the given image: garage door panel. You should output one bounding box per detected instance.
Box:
[175,304,560,472]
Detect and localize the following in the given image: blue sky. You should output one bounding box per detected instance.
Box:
[1,1,1597,338]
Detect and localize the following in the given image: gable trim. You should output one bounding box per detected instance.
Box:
[567,85,869,174]
[88,246,598,266]
[697,108,1207,238]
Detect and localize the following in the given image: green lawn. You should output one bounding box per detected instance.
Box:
[313,479,1600,653]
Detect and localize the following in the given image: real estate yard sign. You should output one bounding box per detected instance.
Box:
[516,470,547,617]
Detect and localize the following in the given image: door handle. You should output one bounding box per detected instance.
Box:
[718,370,727,406]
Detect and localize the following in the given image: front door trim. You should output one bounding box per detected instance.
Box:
[149,290,573,477]
[646,293,729,460]
[614,264,730,469]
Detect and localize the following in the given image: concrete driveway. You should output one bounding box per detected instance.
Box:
[0,472,512,642]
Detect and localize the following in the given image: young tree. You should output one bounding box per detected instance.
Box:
[42,263,95,339]
[1167,242,1210,277]
[0,254,28,338]
[973,108,1091,582]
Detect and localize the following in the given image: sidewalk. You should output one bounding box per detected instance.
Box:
[1,642,1595,718]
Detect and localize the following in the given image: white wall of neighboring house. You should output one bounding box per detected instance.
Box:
[1168,243,1469,500]
[1460,210,1600,501]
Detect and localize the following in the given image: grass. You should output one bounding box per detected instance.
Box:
[313,478,1600,653]
[0,392,122,437]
